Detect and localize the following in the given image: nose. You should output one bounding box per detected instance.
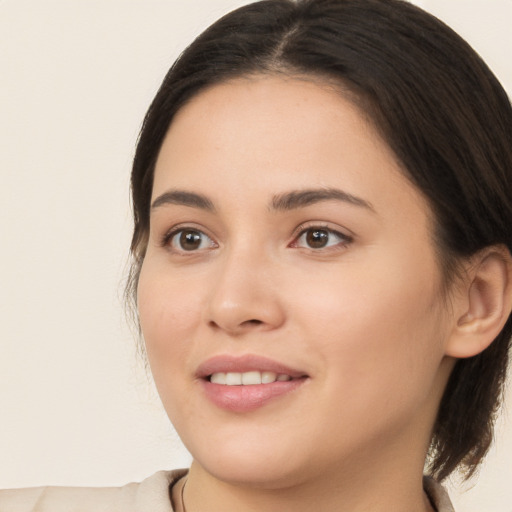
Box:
[206,248,286,335]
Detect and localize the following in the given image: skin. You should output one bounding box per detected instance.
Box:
[137,75,460,512]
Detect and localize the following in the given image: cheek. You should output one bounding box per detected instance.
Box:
[293,253,446,402]
[137,262,203,373]
[137,265,207,428]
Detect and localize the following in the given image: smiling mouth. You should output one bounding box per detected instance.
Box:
[209,371,294,385]
[197,354,309,411]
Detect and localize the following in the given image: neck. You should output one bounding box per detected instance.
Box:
[180,452,434,512]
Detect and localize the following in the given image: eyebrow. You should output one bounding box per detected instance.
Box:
[151,190,215,211]
[271,188,375,212]
[150,187,374,214]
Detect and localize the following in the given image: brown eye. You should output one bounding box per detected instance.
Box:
[306,229,330,248]
[294,227,351,250]
[169,229,215,252]
[180,230,202,250]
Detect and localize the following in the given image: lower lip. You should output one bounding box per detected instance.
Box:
[201,379,307,412]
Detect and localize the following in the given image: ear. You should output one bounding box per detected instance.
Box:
[445,245,512,359]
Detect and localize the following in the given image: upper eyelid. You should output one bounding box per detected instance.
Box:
[156,221,355,247]
[160,224,217,247]
[290,223,355,250]
[161,222,213,238]
[296,229,349,242]
[293,222,354,240]
[162,228,218,256]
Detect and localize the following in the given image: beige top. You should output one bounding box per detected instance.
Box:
[0,470,454,511]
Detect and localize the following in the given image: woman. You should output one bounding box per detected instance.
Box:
[1,0,511,510]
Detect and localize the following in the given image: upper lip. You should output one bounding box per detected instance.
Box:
[196,354,308,379]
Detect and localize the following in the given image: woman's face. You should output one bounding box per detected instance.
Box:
[138,76,456,486]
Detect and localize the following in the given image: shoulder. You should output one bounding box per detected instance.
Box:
[423,476,455,512]
[0,469,187,512]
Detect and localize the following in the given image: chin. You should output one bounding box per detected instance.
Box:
[200,458,309,490]
[186,433,314,489]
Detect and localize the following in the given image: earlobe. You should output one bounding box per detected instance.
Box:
[446,246,512,359]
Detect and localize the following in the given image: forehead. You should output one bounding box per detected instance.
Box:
[152,76,430,224]
[155,76,400,186]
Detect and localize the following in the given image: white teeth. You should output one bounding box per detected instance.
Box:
[210,372,226,385]
[241,371,261,385]
[210,371,292,386]
[261,371,277,384]
[226,372,242,385]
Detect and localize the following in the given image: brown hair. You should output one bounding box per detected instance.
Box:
[128,0,512,480]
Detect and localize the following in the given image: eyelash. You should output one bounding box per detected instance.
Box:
[161,226,217,253]
[290,224,353,251]
[160,224,353,254]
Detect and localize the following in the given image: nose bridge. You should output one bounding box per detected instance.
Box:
[206,236,284,333]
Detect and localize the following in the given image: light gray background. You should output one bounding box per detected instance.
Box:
[1,1,511,510]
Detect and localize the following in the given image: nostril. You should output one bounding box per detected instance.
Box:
[244,319,263,326]
[208,319,262,329]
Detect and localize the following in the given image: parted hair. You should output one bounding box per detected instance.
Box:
[128,0,512,480]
